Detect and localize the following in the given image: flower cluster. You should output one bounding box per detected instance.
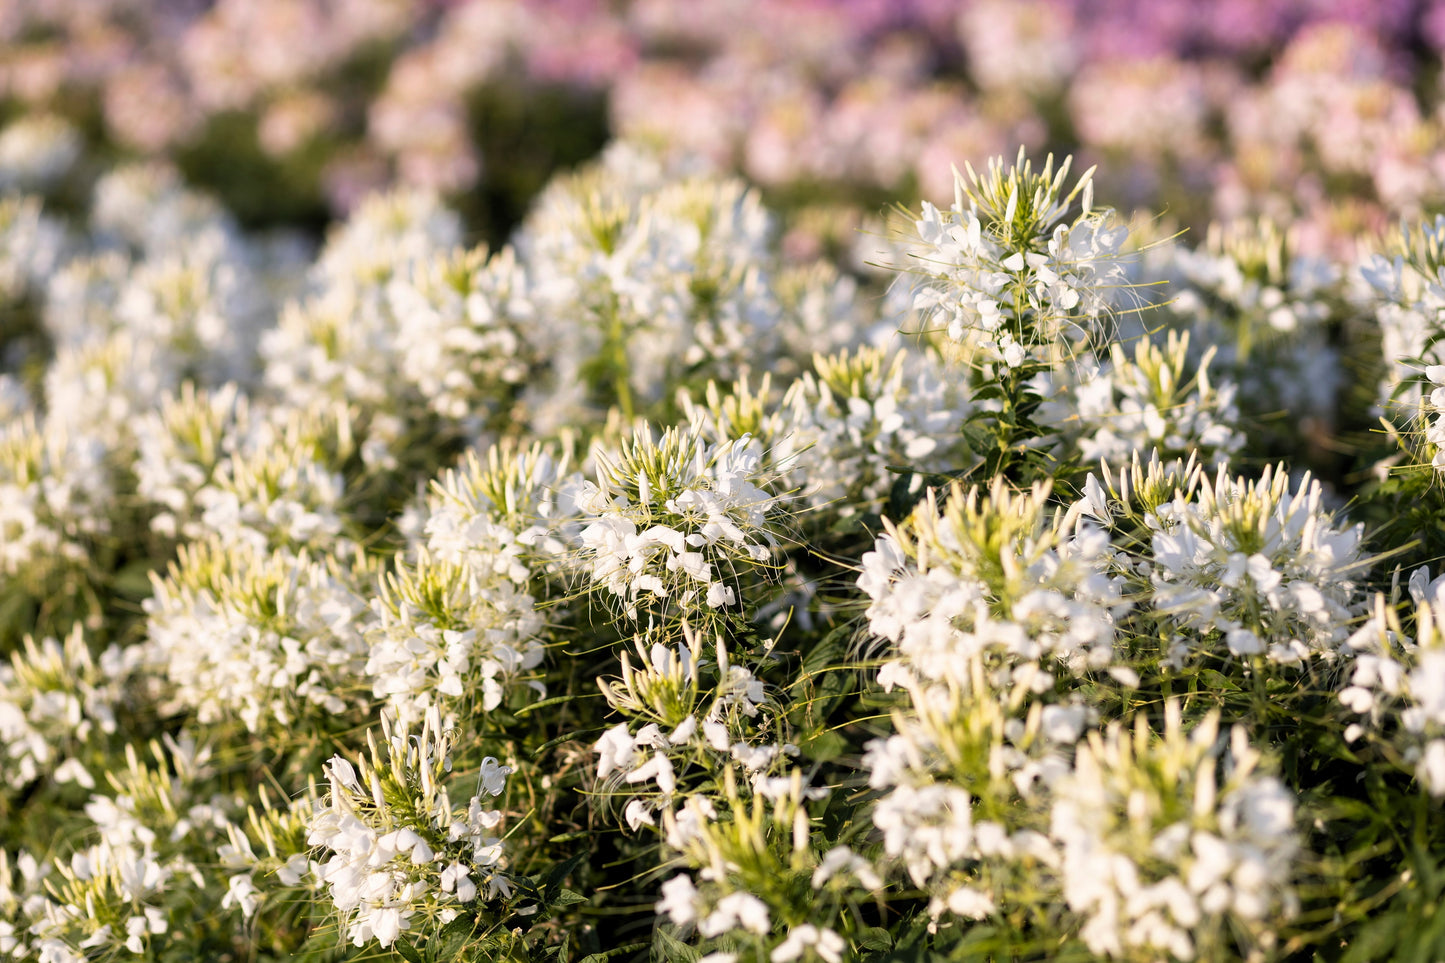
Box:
[515,145,845,424]
[1363,217,1445,457]
[11,735,234,962]
[142,538,369,734]
[859,479,1129,697]
[771,345,973,518]
[578,426,785,623]
[306,708,516,948]
[1137,465,1366,664]
[1338,572,1445,795]
[593,622,793,830]
[0,413,113,585]
[0,195,64,304]
[1041,331,1244,469]
[260,189,463,416]
[0,624,132,793]
[1140,218,1344,457]
[1051,707,1299,961]
[904,150,1132,369]
[365,552,546,727]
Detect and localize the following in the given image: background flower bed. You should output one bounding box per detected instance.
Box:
[6,2,1445,962]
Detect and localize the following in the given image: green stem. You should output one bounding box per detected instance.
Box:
[989,365,1026,478]
[606,296,635,423]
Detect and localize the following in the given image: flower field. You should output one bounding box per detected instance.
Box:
[7,2,1445,961]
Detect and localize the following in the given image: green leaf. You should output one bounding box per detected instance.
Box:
[551,888,587,908]
[796,623,856,723]
[1197,668,1240,692]
[532,729,597,758]
[800,623,849,675]
[798,728,848,762]
[578,942,649,963]
[429,915,480,962]
[813,668,853,722]
[1343,911,1409,963]
[515,692,602,718]
[395,939,425,963]
[960,423,993,454]
[857,927,893,951]
[651,926,701,963]
[540,849,590,902]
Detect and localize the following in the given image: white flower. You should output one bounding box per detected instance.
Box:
[595,724,637,779]
[657,874,700,927]
[121,909,166,955]
[124,917,148,954]
[1040,704,1088,745]
[327,755,360,792]
[626,751,678,794]
[1039,332,1243,469]
[772,924,844,962]
[477,757,512,796]
[516,149,789,420]
[700,891,771,937]
[760,345,970,519]
[945,886,996,919]
[440,863,477,903]
[1051,708,1297,957]
[1421,741,1445,795]
[624,799,656,830]
[222,875,260,919]
[811,846,882,891]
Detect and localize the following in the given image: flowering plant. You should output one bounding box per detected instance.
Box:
[6,110,1445,963]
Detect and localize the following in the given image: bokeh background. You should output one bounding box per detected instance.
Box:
[4,0,1441,256]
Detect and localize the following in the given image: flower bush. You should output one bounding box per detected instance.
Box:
[8,9,1445,958]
